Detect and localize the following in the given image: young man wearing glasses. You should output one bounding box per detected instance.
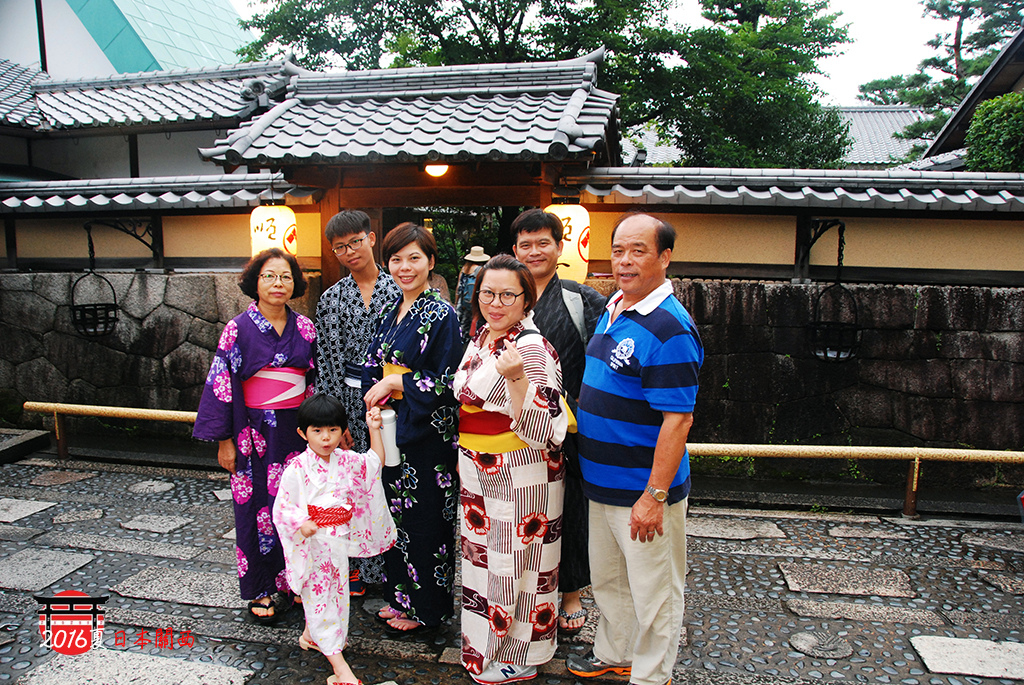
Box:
[314,210,401,594]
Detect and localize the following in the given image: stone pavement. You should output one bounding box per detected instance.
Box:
[0,453,1021,685]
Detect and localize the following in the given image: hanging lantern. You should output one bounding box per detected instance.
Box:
[250,205,298,256]
[544,203,590,283]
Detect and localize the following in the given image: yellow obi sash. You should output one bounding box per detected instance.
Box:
[458,404,530,453]
[382,363,411,400]
[242,366,306,410]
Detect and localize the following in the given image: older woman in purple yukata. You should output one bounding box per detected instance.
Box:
[194,248,318,625]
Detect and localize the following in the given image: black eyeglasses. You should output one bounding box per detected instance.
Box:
[479,290,524,306]
[331,235,367,255]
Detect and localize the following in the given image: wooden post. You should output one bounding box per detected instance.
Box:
[902,457,920,518]
[54,411,68,459]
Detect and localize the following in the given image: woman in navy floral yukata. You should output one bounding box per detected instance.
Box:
[362,222,462,636]
[194,248,316,625]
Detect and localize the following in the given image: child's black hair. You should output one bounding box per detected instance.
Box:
[297,393,349,432]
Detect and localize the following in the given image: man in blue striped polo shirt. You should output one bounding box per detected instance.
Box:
[567,213,702,685]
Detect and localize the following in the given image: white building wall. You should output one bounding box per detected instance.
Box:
[138,130,226,176]
[32,136,130,179]
[0,0,115,79]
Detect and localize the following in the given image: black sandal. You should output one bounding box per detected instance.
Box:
[248,598,277,625]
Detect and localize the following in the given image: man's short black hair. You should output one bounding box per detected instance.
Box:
[297,393,349,432]
[611,212,676,254]
[325,210,371,242]
[510,208,563,243]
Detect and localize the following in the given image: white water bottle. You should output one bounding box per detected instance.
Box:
[379,407,401,467]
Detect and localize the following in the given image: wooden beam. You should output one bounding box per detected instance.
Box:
[335,186,545,208]
[319,187,341,287]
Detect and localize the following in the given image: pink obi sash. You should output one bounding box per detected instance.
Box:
[242,366,306,410]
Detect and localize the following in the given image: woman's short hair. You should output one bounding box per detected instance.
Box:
[471,253,538,323]
[381,222,438,274]
[238,248,307,300]
[297,393,349,432]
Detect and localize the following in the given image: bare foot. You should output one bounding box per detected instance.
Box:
[249,596,274,619]
[377,605,406,620]
[559,591,586,631]
[386,616,423,631]
[326,651,359,684]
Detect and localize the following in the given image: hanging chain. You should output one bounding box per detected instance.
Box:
[835,223,845,284]
[85,223,96,272]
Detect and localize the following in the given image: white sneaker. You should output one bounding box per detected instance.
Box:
[470,662,538,684]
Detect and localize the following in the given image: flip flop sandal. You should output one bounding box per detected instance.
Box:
[382,618,436,640]
[558,607,588,635]
[326,677,363,685]
[376,605,406,622]
[248,598,277,626]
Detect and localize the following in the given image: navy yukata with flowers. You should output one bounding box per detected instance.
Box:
[193,302,317,602]
[362,289,462,626]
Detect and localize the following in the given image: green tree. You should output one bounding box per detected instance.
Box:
[964,90,1024,170]
[857,0,1024,160]
[236,0,852,168]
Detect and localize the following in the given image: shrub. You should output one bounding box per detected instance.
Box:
[965,91,1024,172]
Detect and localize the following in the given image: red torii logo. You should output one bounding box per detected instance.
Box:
[35,591,108,655]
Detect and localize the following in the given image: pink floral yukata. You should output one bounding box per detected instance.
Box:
[273,446,396,654]
[193,302,317,602]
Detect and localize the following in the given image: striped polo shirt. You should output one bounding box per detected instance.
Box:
[577,280,703,506]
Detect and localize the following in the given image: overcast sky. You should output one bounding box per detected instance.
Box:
[230,0,951,106]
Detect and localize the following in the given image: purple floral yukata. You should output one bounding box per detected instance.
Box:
[194,302,317,602]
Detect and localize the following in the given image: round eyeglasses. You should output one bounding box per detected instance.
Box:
[331,235,367,255]
[478,290,524,306]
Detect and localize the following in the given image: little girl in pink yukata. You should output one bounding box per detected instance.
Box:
[273,393,396,685]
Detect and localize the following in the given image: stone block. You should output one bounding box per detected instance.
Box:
[0,497,56,522]
[188,317,223,351]
[66,379,99,405]
[773,396,850,443]
[950,360,990,400]
[859,328,914,360]
[935,330,983,359]
[0,326,42,365]
[980,332,1022,361]
[0,547,93,591]
[879,360,953,397]
[134,304,191,357]
[0,273,32,291]
[0,359,12,390]
[851,285,915,329]
[0,289,56,333]
[165,274,220,322]
[986,287,1024,331]
[698,354,727,398]
[771,326,805,357]
[779,562,915,597]
[911,635,1024,680]
[138,385,180,409]
[689,397,726,442]
[724,352,778,402]
[214,273,250,323]
[891,394,958,443]
[721,324,773,354]
[718,401,773,444]
[179,384,205,413]
[987,361,1024,402]
[766,284,813,328]
[44,332,129,387]
[14,357,68,403]
[833,385,893,428]
[93,385,140,407]
[33,273,71,305]
[957,401,1022,450]
[129,356,165,387]
[100,313,142,354]
[164,341,214,388]
[119,272,165,320]
[914,286,986,332]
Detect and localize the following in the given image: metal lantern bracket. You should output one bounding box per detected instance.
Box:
[808,220,861,363]
[70,224,119,337]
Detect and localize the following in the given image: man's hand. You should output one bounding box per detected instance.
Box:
[629,493,664,543]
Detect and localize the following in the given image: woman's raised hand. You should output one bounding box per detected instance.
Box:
[495,339,526,382]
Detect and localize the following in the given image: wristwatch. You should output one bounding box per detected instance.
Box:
[645,484,668,502]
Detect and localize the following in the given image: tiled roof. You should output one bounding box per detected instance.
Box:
[0,60,43,128]
[21,59,301,131]
[838,106,928,166]
[0,173,321,213]
[200,51,620,166]
[563,167,1024,212]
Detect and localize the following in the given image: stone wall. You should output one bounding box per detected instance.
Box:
[0,271,320,433]
[1,273,1021,484]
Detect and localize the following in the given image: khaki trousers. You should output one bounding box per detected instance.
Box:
[588,498,687,685]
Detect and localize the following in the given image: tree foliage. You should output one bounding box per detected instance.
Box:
[857,0,1024,160]
[964,90,1024,171]
[237,0,852,168]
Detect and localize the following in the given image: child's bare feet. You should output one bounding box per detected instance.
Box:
[325,652,359,684]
